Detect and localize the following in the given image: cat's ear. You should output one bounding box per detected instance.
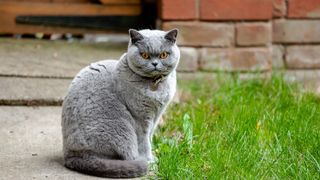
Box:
[129,29,144,44]
[164,28,178,43]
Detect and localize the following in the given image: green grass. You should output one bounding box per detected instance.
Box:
[152,74,320,179]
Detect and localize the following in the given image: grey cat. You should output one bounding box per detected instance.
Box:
[61,29,180,178]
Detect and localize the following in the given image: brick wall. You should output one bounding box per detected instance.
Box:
[159,0,320,89]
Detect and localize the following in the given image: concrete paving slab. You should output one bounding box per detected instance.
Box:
[0,106,132,180]
[0,38,126,78]
[0,77,71,105]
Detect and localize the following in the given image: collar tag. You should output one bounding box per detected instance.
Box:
[150,75,165,91]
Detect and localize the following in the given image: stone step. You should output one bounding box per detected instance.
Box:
[0,77,71,105]
[0,72,270,106]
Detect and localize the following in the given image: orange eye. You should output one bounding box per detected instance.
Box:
[159,52,169,59]
[141,52,150,59]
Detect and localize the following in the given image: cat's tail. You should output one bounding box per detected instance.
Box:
[65,155,148,178]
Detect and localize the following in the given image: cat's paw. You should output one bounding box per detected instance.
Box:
[147,155,158,164]
[136,154,157,164]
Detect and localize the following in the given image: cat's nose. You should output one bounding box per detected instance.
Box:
[151,62,158,67]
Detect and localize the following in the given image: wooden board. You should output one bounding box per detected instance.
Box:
[0,0,91,3]
[0,2,141,16]
[0,0,140,4]
[51,0,91,3]
[0,1,141,34]
[16,16,141,31]
[0,0,52,2]
[99,0,140,5]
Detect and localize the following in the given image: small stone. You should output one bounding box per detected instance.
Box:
[50,34,63,41]
[82,34,128,43]
[35,33,44,39]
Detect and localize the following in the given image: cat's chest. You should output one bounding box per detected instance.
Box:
[121,80,172,119]
[130,81,170,107]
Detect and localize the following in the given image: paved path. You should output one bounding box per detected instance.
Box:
[0,38,126,105]
[0,38,130,179]
[0,107,106,180]
[0,38,125,78]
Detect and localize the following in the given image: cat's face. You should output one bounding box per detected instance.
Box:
[127,29,180,78]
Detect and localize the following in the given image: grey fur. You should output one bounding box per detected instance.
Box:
[61,29,180,178]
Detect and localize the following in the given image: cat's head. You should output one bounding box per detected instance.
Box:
[127,29,180,78]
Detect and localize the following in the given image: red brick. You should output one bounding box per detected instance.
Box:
[273,0,287,17]
[236,22,271,46]
[200,0,273,20]
[162,22,234,47]
[177,47,199,72]
[159,0,196,20]
[273,20,320,43]
[288,0,320,18]
[199,48,271,72]
[286,46,320,69]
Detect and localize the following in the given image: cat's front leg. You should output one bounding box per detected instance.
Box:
[137,132,155,163]
[145,140,156,163]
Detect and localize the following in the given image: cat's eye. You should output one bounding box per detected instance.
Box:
[141,52,150,59]
[159,52,169,59]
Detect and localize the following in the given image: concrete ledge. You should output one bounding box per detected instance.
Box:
[0,77,70,105]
